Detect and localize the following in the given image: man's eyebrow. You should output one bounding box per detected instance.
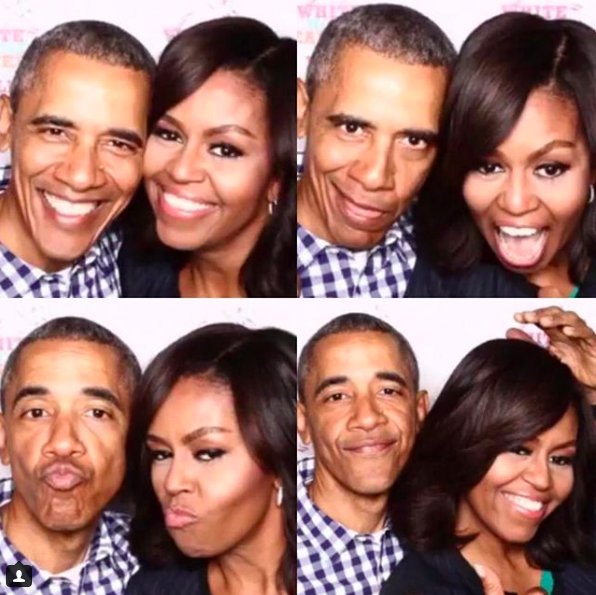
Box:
[314,375,349,398]
[146,426,231,447]
[327,113,375,130]
[30,115,75,129]
[105,128,144,149]
[11,385,123,412]
[13,385,49,407]
[376,371,408,388]
[82,387,124,412]
[29,114,144,149]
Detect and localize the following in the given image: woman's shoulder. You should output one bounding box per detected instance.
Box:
[380,549,481,595]
[557,562,596,593]
[125,563,209,595]
[118,237,181,298]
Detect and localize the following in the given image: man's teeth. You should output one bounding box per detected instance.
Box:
[44,192,98,217]
[163,192,213,213]
[504,493,545,512]
[499,226,541,238]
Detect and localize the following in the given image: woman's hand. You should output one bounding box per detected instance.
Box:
[507,307,596,403]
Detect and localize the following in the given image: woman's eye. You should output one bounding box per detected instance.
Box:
[476,161,503,175]
[148,449,171,462]
[509,445,531,456]
[550,454,574,467]
[153,126,182,143]
[195,448,225,462]
[536,162,570,178]
[210,143,243,159]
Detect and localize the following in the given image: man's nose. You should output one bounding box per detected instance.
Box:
[347,138,395,192]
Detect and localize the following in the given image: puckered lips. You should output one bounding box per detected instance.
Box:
[164,504,199,529]
[333,183,392,230]
[156,184,218,221]
[39,188,104,228]
[501,490,549,521]
[493,224,549,269]
[41,462,87,492]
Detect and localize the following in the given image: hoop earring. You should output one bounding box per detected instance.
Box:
[276,486,283,507]
[590,185,595,204]
[268,198,278,216]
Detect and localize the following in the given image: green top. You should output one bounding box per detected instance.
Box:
[569,285,580,298]
[540,570,554,594]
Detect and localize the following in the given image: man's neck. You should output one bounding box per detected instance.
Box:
[308,467,388,534]
[1,497,96,574]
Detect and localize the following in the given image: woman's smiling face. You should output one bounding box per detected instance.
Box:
[462,88,594,278]
[457,406,578,546]
[143,69,277,253]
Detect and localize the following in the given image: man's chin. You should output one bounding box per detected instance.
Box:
[332,226,390,251]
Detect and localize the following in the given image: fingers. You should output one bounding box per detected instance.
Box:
[514,308,594,340]
[474,565,505,595]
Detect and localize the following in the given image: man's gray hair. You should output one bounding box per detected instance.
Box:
[306,4,456,97]
[10,20,155,112]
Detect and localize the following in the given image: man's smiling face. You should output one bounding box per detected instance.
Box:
[0,50,150,271]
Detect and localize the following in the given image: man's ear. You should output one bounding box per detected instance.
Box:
[297,79,310,139]
[0,413,10,466]
[297,401,312,445]
[0,95,12,152]
[415,390,429,429]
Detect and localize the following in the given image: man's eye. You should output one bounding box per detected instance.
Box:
[379,387,400,397]
[324,392,347,403]
[40,127,66,139]
[403,135,428,149]
[339,122,364,135]
[23,408,47,419]
[107,139,135,154]
[84,409,111,420]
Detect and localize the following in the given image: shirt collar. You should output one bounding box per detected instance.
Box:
[297,211,415,270]
[298,456,393,563]
[0,477,124,565]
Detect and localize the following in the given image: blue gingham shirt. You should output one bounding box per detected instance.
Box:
[298,456,403,595]
[0,231,122,298]
[297,213,416,298]
[0,477,138,594]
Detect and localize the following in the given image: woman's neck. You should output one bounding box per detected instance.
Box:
[208,500,286,595]
[525,250,576,297]
[179,209,268,298]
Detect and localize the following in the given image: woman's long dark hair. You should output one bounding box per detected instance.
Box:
[415,12,596,283]
[390,339,596,569]
[127,323,297,594]
[122,17,297,297]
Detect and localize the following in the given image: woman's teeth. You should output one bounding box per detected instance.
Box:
[44,192,98,217]
[499,226,540,238]
[503,492,546,513]
[163,192,213,213]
